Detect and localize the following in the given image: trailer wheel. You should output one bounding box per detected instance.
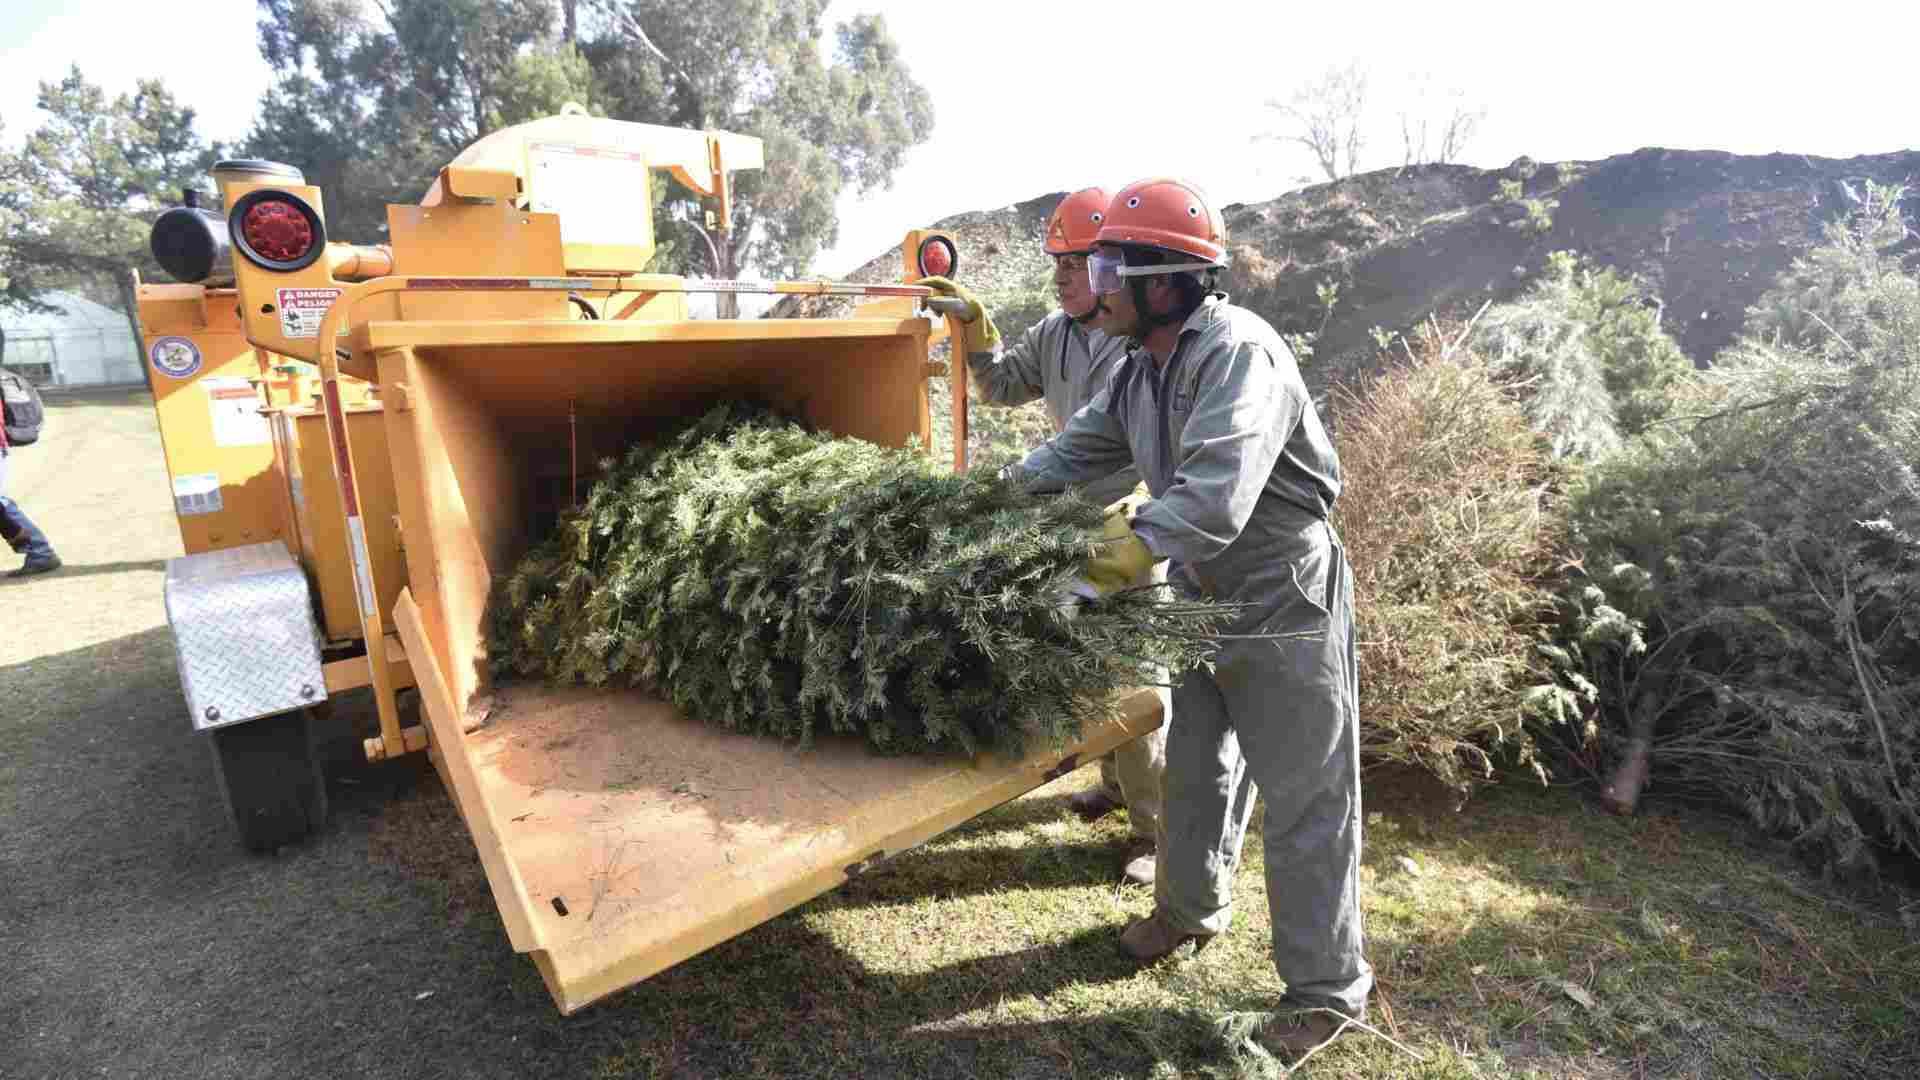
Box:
[207,709,329,852]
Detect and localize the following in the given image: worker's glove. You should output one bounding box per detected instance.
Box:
[1061,508,1157,612]
[913,275,1001,354]
[1103,480,1151,522]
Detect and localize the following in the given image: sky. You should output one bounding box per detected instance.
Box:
[4,0,1917,275]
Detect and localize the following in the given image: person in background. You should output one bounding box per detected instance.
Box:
[0,405,61,577]
[918,187,1168,887]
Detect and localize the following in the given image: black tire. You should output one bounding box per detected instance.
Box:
[207,708,329,852]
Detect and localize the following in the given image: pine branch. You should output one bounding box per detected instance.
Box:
[490,404,1235,757]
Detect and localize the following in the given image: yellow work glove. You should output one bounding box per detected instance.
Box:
[1103,480,1152,522]
[912,275,1001,354]
[1067,508,1157,604]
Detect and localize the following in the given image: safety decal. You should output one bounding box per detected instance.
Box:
[275,287,344,338]
[202,376,271,447]
[172,472,223,516]
[150,336,203,379]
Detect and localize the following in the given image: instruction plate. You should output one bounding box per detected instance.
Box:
[203,376,270,447]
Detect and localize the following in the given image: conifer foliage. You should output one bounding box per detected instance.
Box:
[489,404,1229,756]
[1568,185,1920,877]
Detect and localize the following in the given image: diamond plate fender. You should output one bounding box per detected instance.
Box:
[164,541,327,732]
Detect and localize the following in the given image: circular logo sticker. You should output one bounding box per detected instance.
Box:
[150,336,203,379]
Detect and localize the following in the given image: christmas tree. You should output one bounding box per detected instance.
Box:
[489,403,1230,757]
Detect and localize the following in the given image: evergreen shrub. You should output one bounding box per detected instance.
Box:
[1331,325,1592,793]
[1471,251,1692,458]
[1568,186,1920,876]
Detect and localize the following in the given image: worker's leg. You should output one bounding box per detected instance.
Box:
[1220,526,1371,1017]
[1097,752,1126,802]
[1152,664,1258,935]
[1,455,58,567]
[1115,559,1171,842]
[1113,694,1165,842]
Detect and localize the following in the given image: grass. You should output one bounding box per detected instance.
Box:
[552,768,1920,1079]
[13,394,1918,1079]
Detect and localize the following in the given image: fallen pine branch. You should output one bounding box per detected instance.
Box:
[489,403,1237,757]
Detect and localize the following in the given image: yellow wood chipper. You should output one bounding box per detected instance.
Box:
[136,108,1162,1014]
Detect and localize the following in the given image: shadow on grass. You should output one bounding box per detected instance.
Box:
[0,558,168,583]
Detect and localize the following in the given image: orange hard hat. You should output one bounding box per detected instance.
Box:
[1043,187,1113,256]
[1093,178,1227,265]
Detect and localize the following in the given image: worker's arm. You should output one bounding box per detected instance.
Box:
[965,312,1052,408]
[1008,368,1135,495]
[913,277,1012,396]
[1128,337,1299,566]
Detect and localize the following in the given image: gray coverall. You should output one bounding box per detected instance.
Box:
[970,309,1166,842]
[1011,294,1373,1015]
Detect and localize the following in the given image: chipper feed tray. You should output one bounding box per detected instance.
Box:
[366,312,1164,1012]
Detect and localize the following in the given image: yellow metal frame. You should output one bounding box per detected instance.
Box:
[180,107,1140,1014]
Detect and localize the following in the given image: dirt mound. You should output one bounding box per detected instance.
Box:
[767,193,1058,320]
[794,148,1920,374]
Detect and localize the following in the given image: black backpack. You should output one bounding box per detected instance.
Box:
[2,369,45,446]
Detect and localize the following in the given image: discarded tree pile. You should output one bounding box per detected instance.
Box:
[490,404,1231,756]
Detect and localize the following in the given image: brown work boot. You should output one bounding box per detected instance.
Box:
[1120,837,1156,887]
[1066,787,1122,823]
[1254,1006,1357,1062]
[1118,908,1213,963]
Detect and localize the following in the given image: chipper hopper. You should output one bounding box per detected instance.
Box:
[142,108,1163,1013]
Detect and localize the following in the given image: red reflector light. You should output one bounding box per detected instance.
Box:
[917,235,956,278]
[242,200,315,263]
[228,188,326,272]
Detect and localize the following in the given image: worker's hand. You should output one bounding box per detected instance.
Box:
[913,275,1001,354]
[1062,508,1157,609]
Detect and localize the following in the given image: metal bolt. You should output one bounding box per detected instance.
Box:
[300,683,316,699]
[205,706,221,722]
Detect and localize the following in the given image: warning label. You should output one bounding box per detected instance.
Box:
[203,376,270,447]
[275,287,344,338]
[173,472,223,517]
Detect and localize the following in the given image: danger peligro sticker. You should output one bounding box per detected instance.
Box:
[275,287,344,339]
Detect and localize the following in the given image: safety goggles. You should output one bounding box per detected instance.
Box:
[1086,249,1218,295]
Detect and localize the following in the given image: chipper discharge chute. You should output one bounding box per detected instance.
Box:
[153,108,1165,1013]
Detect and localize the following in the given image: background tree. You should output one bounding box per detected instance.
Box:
[0,69,217,357]
[248,0,570,241]
[1397,72,1486,169]
[244,0,932,305]
[1261,60,1368,183]
[583,0,934,285]
[1470,250,1691,458]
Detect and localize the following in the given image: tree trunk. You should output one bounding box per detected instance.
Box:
[714,228,741,319]
[563,0,577,44]
[1601,694,1657,815]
